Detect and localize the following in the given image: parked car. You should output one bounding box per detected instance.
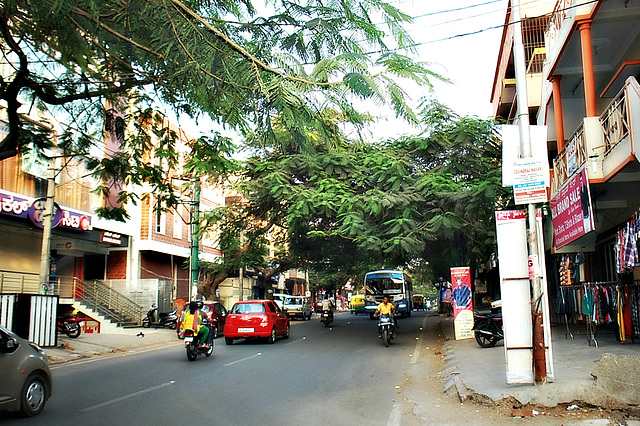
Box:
[224,300,290,345]
[283,295,312,320]
[0,325,52,417]
[177,301,228,339]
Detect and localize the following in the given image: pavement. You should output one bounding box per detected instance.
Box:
[44,314,640,412]
[437,315,640,409]
[46,327,181,364]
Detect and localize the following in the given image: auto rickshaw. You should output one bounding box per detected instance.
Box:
[350,294,366,315]
[412,294,425,311]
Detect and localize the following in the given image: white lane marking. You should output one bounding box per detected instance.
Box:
[223,352,262,367]
[410,317,428,365]
[285,338,305,345]
[80,381,175,412]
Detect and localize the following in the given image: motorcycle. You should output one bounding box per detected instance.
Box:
[321,310,333,327]
[183,323,214,361]
[142,305,178,329]
[377,314,395,347]
[472,300,503,348]
[57,316,83,338]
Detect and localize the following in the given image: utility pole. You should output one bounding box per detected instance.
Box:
[38,161,56,294]
[189,177,200,300]
[512,0,547,384]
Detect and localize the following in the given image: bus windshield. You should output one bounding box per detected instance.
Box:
[365,272,404,295]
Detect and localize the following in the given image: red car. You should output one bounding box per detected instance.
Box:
[223,300,290,345]
[177,301,228,339]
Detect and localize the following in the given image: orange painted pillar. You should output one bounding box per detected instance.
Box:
[578,20,597,117]
[551,76,566,152]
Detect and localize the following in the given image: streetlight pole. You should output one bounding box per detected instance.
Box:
[189,177,200,300]
[38,160,56,294]
[512,0,546,384]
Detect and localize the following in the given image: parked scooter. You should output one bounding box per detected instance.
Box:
[377,314,395,347]
[57,316,83,338]
[472,300,503,348]
[321,310,333,327]
[183,322,214,361]
[142,304,178,329]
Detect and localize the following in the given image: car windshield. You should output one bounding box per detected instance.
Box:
[284,298,302,306]
[231,303,266,314]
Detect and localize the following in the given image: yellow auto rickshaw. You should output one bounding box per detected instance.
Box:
[413,294,425,311]
[350,294,366,315]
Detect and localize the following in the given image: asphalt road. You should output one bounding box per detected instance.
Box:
[1,312,435,425]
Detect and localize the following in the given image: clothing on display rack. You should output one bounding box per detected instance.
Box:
[556,282,640,344]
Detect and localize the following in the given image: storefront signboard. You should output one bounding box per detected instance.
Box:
[549,168,594,248]
[0,190,92,231]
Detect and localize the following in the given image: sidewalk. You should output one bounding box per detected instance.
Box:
[46,328,180,364]
[438,316,640,408]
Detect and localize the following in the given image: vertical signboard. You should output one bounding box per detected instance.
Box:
[450,267,473,340]
[495,210,554,384]
[550,167,594,248]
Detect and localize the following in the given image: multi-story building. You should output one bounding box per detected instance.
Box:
[492,0,640,338]
[0,105,225,332]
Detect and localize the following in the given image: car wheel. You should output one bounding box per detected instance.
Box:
[19,373,47,417]
[283,323,290,339]
[225,337,234,345]
[267,327,276,344]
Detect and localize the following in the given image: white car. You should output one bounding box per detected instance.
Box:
[283,296,312,320]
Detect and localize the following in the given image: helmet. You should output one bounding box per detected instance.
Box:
[196,299,203,309]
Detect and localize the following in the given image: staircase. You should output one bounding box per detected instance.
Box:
[56,277,145,333]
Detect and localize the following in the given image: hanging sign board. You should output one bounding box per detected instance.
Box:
[500,125,550,188]
[549,167,594,248]
[450,267,473,340]
[512,158,548,204]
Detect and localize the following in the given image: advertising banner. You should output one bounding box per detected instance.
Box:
[450,267,473,340]
[550,167,594,248]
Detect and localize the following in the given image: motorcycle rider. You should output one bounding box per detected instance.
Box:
[180,300,210,349]
[321,295,334,322]
[373,295,397,338]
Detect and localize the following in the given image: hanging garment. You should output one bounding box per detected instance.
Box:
[582,287,594,316]
[617,288,626,343]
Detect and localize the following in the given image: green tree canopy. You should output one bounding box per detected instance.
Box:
[209,100,512,296]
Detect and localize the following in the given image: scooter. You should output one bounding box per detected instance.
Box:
[472,300,503,348]
[142,304,178,329]
[377,314,395,347]
[57,316,83,338]
[183,323,214,361]
[321,310,333,327]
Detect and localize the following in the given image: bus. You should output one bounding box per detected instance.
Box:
[363,270,413,318]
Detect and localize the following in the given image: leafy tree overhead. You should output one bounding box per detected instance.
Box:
[1,0,439,173]
[208,100,512,298]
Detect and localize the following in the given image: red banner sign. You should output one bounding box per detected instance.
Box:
[550,168,594,248]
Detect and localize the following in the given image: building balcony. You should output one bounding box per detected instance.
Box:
[551,76,640,196]
[544,0,599,76]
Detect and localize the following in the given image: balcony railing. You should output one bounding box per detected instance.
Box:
[551,78,635,192]
[546,0,573,54]
[600,89,629,156]
[552,122,586,192]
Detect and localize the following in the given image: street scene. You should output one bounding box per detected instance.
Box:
[2,310,638,425]
[2,0,640,424]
